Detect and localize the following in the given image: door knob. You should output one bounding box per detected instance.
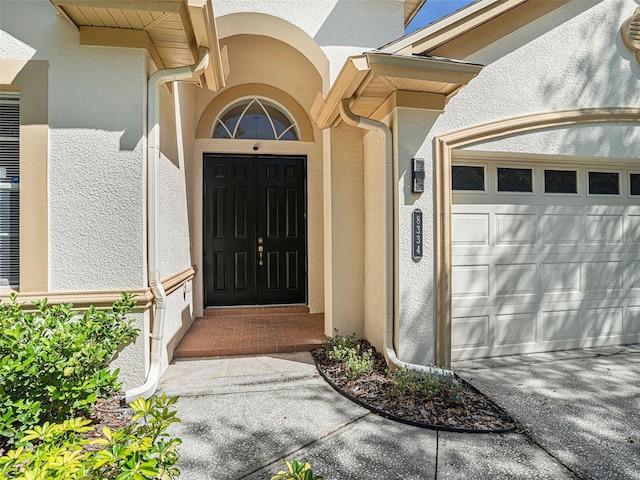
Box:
[258,237,264,265]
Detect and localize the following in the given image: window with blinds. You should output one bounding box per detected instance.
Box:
[0,93,19,287]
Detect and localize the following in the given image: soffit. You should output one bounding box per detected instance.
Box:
[50,0,225,90]
[312,52,483,128]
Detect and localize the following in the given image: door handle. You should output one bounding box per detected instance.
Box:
[258,237,264,266]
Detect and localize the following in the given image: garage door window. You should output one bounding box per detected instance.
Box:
[497,167,533,193]
[588,171,619,195]
[452,165,484,191]
[630,174,640,196]
[544,169,577,194]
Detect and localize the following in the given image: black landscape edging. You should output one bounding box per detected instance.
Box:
[311,350,516,434]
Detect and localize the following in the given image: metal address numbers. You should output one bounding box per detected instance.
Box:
[412,209,422,261]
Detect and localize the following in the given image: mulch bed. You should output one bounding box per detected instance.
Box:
[81,394,134,452]
[312,340,517,433]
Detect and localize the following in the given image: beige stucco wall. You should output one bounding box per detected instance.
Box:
[362,128,388,350]
[156,82,198,366]
[323,123,365,337]
[0,0,150,388]
[395,107,440,364]
[0,59,49,293]
[214,2,405,85]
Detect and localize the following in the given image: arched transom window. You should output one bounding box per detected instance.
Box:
[212,97,299,140]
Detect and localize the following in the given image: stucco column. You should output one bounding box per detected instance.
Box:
[323,124,365,337]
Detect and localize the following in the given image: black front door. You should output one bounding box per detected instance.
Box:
[203,154,307,306]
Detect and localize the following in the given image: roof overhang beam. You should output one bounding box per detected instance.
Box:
[79,26,166,70]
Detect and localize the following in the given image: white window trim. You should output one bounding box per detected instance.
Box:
[211,96,300,141]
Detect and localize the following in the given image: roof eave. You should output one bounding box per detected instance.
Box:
[382,0,523,54]
[312,52,484,129]
[382,0,570,58]
[404,0,427,27]
[188,0,226,91]
[50,0,226,91]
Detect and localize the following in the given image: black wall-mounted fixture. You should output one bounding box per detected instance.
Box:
[412,158,425,193]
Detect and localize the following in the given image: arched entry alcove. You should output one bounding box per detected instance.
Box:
[191,13,327,316]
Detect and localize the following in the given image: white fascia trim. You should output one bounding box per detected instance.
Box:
[380,0,510,53]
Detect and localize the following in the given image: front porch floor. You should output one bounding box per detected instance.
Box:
[173,306,325,358]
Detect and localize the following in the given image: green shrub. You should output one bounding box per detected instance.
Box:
[323,330,358,361]
[343,348,373,380]
[324,330,373,380]
[0,293,138,445]
[271,459,323,480]
[0,394,182,480]
[388,367,442,398]
[387,367,463,404]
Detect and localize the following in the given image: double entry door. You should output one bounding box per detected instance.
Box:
[204,154,307,306]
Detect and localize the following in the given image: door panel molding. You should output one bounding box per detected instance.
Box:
[203,154,307,306]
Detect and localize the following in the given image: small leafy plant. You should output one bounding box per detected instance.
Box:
[324,330,373,379]
[0,394,182,480]
[387,367,463,405]
[323,330,358,361]
[271,459,323,480]
[0,293,139,445]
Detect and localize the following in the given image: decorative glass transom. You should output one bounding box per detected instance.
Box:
[212,97,299,140]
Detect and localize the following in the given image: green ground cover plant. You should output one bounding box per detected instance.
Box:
[387,367,463,404]
[324,331,373,380]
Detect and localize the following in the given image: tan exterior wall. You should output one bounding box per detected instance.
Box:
[0,59,49,293]
[156,81,199,366]
[324,123,365,337]
[362,128,387,351]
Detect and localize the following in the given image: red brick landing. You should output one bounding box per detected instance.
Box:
[173,306,325,358]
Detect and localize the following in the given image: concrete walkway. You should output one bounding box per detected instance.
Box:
[156,345,640,479]
[454,344,640,480]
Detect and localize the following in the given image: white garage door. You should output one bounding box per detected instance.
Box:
[451,155,640,360]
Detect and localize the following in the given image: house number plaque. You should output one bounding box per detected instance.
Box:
[412,209,422,261]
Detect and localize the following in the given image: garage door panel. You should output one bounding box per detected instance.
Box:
[585,261,624,291]
[625,307,640,335]
[451,265,489,297]
[542,310,582,342]
[452,214,489,245]
[495,214,537,245]
[495,263,537,296]
[586,214,624,243]
[542,214,581,244]
[627,263,640,289]
[585,307,623,338]
[451,315,489,349]
[495,312,537,346]
[541,262,581,292]
[625,215,640,242]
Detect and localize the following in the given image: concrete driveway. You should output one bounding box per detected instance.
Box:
[156,345,640,479]
[454,344,640,480]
